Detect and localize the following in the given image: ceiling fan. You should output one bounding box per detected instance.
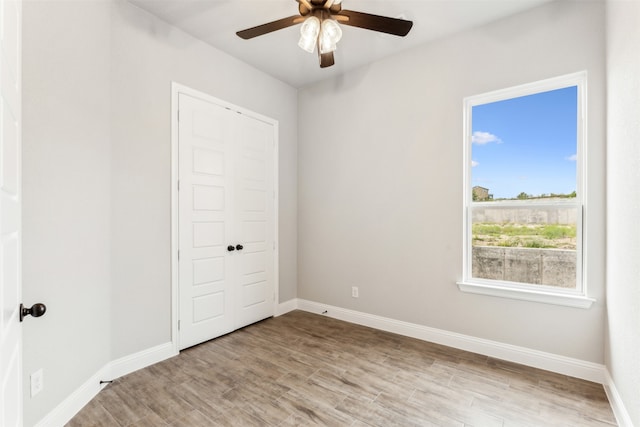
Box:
[236,0,413,68]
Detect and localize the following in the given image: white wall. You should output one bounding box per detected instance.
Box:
[22,0,298,424]
[605,0,640,424]
[22,2,112,425]
[109,0,298,359]
[298,1,606,362]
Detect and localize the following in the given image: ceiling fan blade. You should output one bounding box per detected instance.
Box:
[319,51,335,68]
[236,15,301,40]
[337,10,413,37]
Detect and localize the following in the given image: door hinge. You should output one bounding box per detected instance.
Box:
[177,250,180,261]
[178,320,181,330]
[177,110,180,122]
[177,180,180,191]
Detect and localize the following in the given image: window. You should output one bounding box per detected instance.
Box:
[458,72,594,308]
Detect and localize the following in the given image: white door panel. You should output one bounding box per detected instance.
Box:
[0,0,22,424]
[235,114,274,326]
[178,92,275,350]
[178,94,234,349]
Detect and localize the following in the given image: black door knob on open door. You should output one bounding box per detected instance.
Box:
[227,245,235,252]
[236,244,244,251]
[20,303,46,322]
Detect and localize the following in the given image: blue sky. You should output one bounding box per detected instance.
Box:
[471,86,577,199]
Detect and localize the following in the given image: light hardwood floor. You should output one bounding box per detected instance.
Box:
[67,310,616,426]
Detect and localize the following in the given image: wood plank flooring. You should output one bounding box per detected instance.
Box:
[67,310,616,426]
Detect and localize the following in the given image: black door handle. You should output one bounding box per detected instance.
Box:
[227,245,235,252]
[236,244,244,251]
[20,303,47,322]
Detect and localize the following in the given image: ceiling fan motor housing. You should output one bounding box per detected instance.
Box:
[299,0,342,17]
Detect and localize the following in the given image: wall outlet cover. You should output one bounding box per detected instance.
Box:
[30,369,43,397]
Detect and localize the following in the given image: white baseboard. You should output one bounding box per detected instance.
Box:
[276,298,299,316]
[296,299,606,384]
[107,342,177,381]
[35,343,177,427]
[604,369,635,427]
[34,366,110,427]
[37,300,616,427]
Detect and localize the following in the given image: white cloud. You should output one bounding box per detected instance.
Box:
[472,131,502,145]
[566,154,577,161]
[471,160,479,167]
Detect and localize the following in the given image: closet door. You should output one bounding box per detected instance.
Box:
[235,113,275,327]
[178,94,235,349]
[178,93,275,350]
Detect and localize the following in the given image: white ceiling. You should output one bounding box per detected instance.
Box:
[127,0,551,88]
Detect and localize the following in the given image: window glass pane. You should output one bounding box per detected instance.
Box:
[471,205,577,289]
[471,86,578,201]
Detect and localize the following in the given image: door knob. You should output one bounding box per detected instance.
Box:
[20,303,47,322]
[235,244,244,251]
[227,245,235,252]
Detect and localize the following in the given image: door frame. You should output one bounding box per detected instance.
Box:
[1,0,23,424]
[170,82,279,353]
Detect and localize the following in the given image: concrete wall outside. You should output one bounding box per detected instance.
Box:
[472,206,577,225]
[472,246,576,288]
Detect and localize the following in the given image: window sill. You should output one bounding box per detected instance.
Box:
[456,281,595,309]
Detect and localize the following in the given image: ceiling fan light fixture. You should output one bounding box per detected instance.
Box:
[298,16,320,53]
[319,34,337,54]
[298,34,317,53]
[319,18,342,54]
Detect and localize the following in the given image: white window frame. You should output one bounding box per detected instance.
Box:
[458,72,594,308]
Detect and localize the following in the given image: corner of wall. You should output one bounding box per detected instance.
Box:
[604,369,635,427]
[34,343,177,426]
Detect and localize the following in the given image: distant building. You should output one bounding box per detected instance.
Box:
[473,186,491,201]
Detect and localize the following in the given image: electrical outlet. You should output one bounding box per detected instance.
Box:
[351,286,359,298]
[31,369,43,397]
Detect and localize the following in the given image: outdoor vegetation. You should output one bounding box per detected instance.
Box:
[513,191,577,201]
[472,223,576,249]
